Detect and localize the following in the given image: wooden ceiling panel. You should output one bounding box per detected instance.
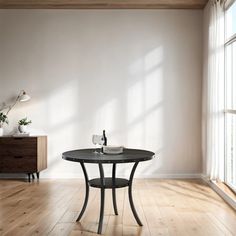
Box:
[0,0,208,9]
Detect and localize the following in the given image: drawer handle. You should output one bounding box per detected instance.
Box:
[14,156,23,159]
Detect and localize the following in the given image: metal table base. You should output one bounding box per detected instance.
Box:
[76,162,142,234]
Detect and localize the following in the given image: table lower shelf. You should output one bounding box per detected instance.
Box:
[89,177,129,189]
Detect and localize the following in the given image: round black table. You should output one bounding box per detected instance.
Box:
[62,148,155,234]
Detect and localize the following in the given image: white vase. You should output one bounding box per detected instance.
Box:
[0,127,3,136]
[19,125,28,133]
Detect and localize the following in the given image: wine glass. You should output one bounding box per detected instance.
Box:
[92,135,104,154]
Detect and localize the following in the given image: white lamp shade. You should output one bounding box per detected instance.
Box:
[19,93,31,102]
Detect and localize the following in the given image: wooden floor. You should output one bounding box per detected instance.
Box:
[0,179,236,236]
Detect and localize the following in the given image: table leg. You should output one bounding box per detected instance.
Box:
[112,163,118,215]
[128,162,143,226]
[36,172,40,179]
[76,162,90,222]
[98,163,105,234]
[27,173,31,182]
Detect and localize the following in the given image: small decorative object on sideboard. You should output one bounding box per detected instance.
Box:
[18,117,32,134]
[0,90,30,136]
[0,112,9,136]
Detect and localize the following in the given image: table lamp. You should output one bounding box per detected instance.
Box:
[0,90,31,115]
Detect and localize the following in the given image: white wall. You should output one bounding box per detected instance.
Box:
[0,10,203,178]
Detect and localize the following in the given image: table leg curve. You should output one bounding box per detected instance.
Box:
[76,162,89,222]
[128,161,143,226]
[112,163,118,215]
[98,163,105,234]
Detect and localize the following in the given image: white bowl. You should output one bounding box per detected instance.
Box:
[103,146,124,154]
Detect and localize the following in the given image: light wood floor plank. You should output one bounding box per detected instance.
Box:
[0,179,236,236]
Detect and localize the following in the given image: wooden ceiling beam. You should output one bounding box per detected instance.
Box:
[0,0,208,9]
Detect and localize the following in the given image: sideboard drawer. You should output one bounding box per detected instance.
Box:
[0,155,37,172]
[0,137,37,156]
[0,136,47,181]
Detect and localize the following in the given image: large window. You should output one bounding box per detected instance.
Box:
[225,0,236,192]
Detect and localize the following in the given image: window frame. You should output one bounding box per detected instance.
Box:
[224,0,236,193]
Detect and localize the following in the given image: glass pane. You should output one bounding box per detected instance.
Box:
[233,42,236,109]
[225,113,236,190]
[225,41,236,110]
[226,1,236,40]
[226,44,232,109]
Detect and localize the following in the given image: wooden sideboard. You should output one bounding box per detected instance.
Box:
[0,136,47,182]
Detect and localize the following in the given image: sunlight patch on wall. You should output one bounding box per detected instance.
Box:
[48,80,79,127]
[45,81,80,174]
[144,108,163,151]
[126,46,164,174]
[127,122,144,147]
[144,47,163,71]
[127,81,144,124]
[145,68,163,111]
[50,122,77,155]
[94,98,118,133]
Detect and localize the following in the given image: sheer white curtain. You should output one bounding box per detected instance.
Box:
[202,0,225,181]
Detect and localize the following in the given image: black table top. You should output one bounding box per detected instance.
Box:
[62,148,155,164]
